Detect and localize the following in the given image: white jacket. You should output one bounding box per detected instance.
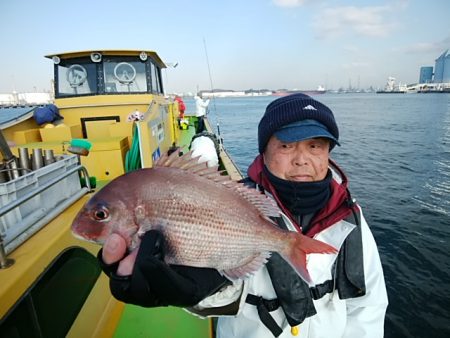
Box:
[194,96,210,117]
[193,209,388,338]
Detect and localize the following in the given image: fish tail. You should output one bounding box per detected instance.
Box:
[281,233,337,285]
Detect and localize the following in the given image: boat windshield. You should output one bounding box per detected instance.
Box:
[54,55,163,98]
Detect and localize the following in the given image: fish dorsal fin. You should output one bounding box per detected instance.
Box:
[155,149,227,180]
[155,149,218,171]
[155,150,280,219]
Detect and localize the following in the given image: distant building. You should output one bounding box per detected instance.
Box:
[419,66,433,83]
[433,49,450,83]
[0,91,53,106]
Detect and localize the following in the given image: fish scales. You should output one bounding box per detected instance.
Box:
[138,167,282,269]
[72,151,337,282]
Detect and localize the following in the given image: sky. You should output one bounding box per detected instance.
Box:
[1,0,449,94]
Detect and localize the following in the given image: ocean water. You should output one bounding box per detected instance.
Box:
[187,93,450,338]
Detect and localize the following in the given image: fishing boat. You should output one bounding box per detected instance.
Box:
[376,76,407,94]
[0,49,241,337]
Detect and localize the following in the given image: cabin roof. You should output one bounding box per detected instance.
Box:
[45,50,166,68]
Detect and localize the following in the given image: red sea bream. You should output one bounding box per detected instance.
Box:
[71,151,336,283]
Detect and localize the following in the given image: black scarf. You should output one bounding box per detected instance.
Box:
[264,165,332,216]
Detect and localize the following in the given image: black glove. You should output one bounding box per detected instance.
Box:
[97,230,230,307]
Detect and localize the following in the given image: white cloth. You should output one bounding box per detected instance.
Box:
[194,95,210,117]
[191,136,219,167]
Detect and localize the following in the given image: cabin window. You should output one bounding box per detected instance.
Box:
[156,66,163,94]
[53,54,164,97]
[150,62,158,94]
[0,247,101,338]
[56,61,97,97]
[103,58,147,94]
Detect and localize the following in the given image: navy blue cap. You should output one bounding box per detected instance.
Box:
[274,119,340,145]
[258,93,340,153]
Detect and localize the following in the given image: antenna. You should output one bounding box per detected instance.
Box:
[202,38,222,147]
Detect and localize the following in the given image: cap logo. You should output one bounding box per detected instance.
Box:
[303,105,317,110]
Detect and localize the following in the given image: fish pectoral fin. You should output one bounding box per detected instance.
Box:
[223,251,271,280]
[233,184,281,218]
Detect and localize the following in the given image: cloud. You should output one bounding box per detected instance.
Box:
[400,35,450,54]
[313,5,397,39]
[402,43,440,53]
[273,0,308,7]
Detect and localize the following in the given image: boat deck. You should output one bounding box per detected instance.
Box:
[114,305,212,338]
[178,123,197,153]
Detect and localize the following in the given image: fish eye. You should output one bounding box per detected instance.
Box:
[92,207,110,221]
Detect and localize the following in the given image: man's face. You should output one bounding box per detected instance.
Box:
[264,136,330,182]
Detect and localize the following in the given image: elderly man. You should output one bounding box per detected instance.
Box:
[99,93,388,337]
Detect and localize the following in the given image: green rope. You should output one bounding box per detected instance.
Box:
[125,123,141,172]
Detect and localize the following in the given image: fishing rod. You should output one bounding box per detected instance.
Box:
[202,37,223,148]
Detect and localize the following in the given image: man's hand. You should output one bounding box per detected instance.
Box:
[97,230,230,308]
[101,233,135,276]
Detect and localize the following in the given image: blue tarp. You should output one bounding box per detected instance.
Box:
[33,104,62,125]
